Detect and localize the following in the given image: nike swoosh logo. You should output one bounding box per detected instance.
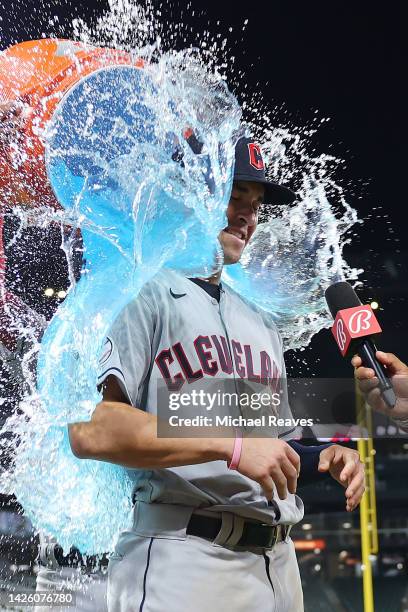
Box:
[170,288,187,299]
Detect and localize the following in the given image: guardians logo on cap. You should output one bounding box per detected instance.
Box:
[180,131,296,205]
[234,136,296,205]
[247,143,264,171]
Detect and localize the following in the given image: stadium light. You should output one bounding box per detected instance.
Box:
[370,301,379,310]
[57,290,67,299]
[44,288,54,297]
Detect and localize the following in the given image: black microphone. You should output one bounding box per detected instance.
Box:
[325,281,396,408]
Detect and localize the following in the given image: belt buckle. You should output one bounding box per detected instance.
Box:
[266,525,279,550]
[39,543,60,570]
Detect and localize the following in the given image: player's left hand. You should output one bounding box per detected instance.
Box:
[318,445,365,512]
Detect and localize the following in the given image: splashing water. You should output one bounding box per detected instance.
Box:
[224,174,360,351]
[1,42,241,553]
[0,1,361,553]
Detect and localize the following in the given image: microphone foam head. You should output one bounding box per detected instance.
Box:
[325,281,362,318]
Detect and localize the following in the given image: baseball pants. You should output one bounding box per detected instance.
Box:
[107,503,303,612]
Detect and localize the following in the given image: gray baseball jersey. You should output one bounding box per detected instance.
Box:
[98,268,304,526]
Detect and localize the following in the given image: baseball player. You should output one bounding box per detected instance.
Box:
[0,263,109,612]
[35,535,109,612]
[0,105,109,610]
[69,136,365,612]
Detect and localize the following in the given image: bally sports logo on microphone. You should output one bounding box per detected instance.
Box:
[331,304,382,357]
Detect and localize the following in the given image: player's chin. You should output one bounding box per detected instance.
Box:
[222,246,245,265]
[219,232,246,264]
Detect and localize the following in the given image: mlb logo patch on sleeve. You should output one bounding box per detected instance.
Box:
[99,337,114,366]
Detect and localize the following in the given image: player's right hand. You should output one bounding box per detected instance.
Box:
[352,351,408,420]
[235,437,300,501]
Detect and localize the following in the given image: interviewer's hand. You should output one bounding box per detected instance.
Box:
[236,438,300,501]
[352,351,408,420]
[318,445,365,512]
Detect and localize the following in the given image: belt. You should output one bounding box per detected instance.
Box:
[186,513,291,549]
[38,544,109,573]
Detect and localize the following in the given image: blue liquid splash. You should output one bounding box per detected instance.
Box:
[2,50,242,553]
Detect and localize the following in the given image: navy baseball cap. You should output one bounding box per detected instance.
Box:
[182,131,296,205]
[233,136,296,205]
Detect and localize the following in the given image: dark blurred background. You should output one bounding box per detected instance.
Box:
[1,1,406,610]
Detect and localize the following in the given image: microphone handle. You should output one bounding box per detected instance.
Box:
[358,339,396,408]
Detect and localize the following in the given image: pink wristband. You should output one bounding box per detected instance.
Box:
[227,429,243,470]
